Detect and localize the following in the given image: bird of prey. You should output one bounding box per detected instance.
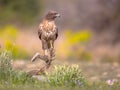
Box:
[31,11,60,62]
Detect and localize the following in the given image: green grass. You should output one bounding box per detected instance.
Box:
[0,82,120,90]
[0,50,39,85]
[0,50,120,90]
[46,65,87,87]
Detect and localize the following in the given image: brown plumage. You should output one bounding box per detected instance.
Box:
[38,11,60,56]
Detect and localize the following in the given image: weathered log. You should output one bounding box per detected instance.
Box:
[29,48,55,75]
[31,52,49,62]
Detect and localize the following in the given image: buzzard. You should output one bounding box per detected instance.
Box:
[35,11,60,60]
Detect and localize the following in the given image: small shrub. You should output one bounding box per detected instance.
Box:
[0,50,12,82]
[46,65,87,87]
[0,50,38,85]
[10,71,36,85]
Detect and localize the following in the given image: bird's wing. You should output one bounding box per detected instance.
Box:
[38,24,43,40]
[55,27,58,40]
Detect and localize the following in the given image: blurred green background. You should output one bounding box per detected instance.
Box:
[0,0,43,24]
[0,0,120,61]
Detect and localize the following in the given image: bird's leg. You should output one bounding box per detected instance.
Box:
[49,40,55,60]
[50,40,54,49]
[42,40,49,56]
[44,49,49,56]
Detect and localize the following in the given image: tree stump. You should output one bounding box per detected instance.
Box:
[29,48,55,75]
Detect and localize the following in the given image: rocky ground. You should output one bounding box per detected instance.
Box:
[12,60,120,82]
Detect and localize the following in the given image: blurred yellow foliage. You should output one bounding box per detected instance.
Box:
[0,25,18,40]
[65,29,92,45]
[4,40,30,59]
[0,25,30,59]
[58,29,92,60]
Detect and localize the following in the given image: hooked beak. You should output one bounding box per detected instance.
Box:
[56,13,60,17]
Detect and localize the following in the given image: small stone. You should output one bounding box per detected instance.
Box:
[106,79,118,86]
[102,72,108,76]
[32,75,47,82]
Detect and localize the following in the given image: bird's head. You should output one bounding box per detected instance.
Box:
[45,10,60,21]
